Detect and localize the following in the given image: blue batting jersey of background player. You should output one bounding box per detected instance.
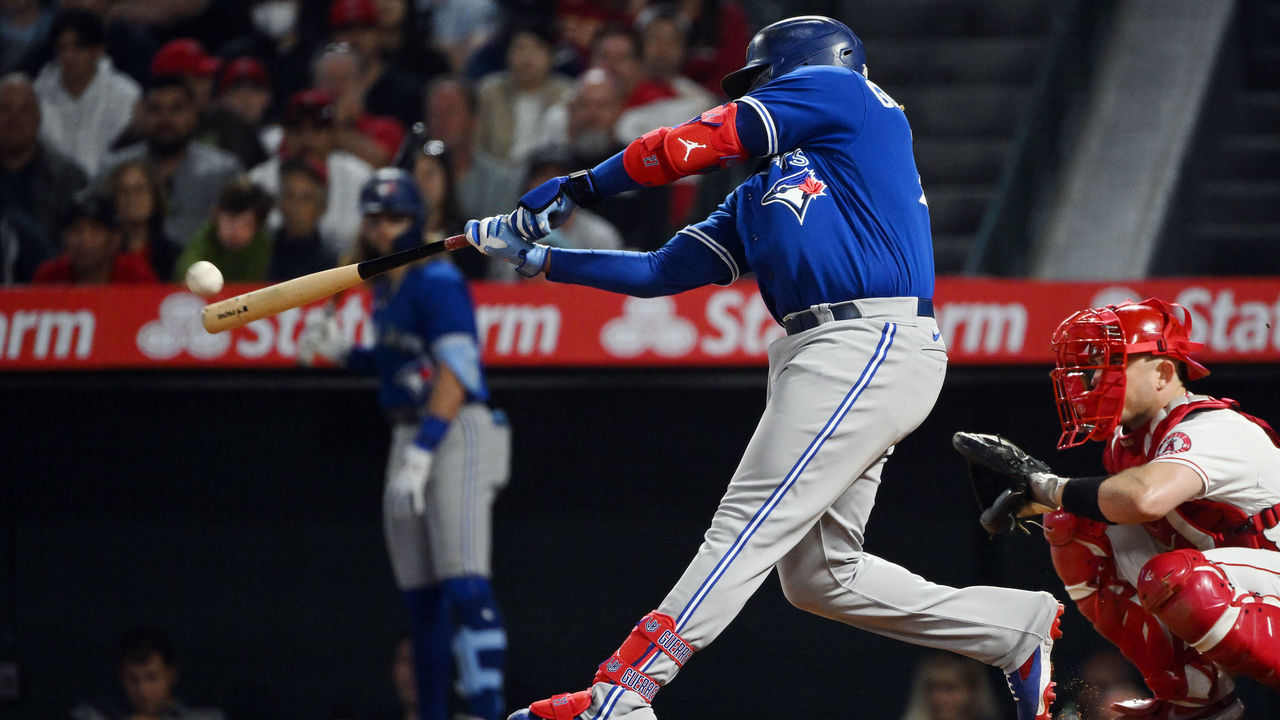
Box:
[682,65,934,321]
[347,259,489,411]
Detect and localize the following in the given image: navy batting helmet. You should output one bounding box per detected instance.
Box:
[721,16,865,98]
[359,167,427,251]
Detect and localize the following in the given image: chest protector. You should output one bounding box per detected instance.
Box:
[1103,396,1280,551]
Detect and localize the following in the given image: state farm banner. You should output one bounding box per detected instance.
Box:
[1,278,1278,370]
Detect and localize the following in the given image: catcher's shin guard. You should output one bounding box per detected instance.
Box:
[1138,549,1280,690]
[1044,512,1224,702]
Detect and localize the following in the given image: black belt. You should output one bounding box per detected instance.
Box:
[782,298,934,336]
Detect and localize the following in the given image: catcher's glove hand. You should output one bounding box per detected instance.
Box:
[952,432,1064,536]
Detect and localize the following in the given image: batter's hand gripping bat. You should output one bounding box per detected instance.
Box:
[201,234,469,333]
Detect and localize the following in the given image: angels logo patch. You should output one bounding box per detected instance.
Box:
[1156,431,1192,456]
[762,169,827,224]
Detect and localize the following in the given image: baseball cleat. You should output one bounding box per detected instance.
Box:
[1006,603,1063,720]
[508,690,592,720]
[1109,694,1245,720]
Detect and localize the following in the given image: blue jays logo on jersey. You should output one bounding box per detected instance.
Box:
[762,169,827,224]
[376,180,400,199]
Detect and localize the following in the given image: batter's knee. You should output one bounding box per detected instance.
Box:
[777,556,824,614]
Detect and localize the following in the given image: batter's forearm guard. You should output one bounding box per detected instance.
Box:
[621,103,749,187]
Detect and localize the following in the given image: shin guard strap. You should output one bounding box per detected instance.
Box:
[634,612,694,666]
[596,655,660,702]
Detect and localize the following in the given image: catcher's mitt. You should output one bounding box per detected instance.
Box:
[952,432,1053,536]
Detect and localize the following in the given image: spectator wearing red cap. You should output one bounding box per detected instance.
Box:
[32,8,140,176]
[32,191,157,284]
[151,38,219,110]
[248,89,372,258]
[98,74,244,245]
[268,155,336,279]
[218,57,272,129]
[328,0,422,128]
[221,0,317,123]
[148,38,269,173]
[313,42,404,167]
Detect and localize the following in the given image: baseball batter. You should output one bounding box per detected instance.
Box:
[299,168,512,720]
[464,16,1061,720]
[1017,298,1280,720]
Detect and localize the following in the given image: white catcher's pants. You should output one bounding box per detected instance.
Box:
[582,299,1061,719]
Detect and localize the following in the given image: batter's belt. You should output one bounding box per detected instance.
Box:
[782,297,934,335]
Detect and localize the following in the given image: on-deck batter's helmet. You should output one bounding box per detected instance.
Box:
[359,167,427,251]
[721,15,866,98]
[1049,297,1209,448]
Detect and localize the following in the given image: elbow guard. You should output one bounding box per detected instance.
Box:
[621,102,749,187]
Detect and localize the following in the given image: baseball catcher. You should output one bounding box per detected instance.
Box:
[956,297,1280,720]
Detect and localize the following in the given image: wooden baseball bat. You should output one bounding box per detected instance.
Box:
[201,234,470,333]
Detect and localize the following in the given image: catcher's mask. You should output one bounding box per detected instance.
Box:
[1049,297,1209,449]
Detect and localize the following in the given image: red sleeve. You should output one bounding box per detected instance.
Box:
[31,257,73,283]
[111,254,159,283]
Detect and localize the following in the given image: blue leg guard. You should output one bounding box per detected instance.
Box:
[442,575,508,720]
[403,585,453,720]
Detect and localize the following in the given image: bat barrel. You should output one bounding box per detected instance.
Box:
[201,265,363,333]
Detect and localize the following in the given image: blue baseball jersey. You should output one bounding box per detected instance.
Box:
[348,259,489,411]
[549,65,935,322]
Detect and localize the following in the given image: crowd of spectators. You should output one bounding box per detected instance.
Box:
[0,0,758,287]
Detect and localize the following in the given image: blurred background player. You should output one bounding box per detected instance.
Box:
[466,15,1062,720]
[298,167,512,720]
[1001,297,1280,719]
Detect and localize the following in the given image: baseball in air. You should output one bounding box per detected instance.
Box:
[185,260,224,298]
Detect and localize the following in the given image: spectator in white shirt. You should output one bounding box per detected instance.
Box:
[32,8,139,176]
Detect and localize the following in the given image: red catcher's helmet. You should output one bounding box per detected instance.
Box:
[1049,297,1209,449]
